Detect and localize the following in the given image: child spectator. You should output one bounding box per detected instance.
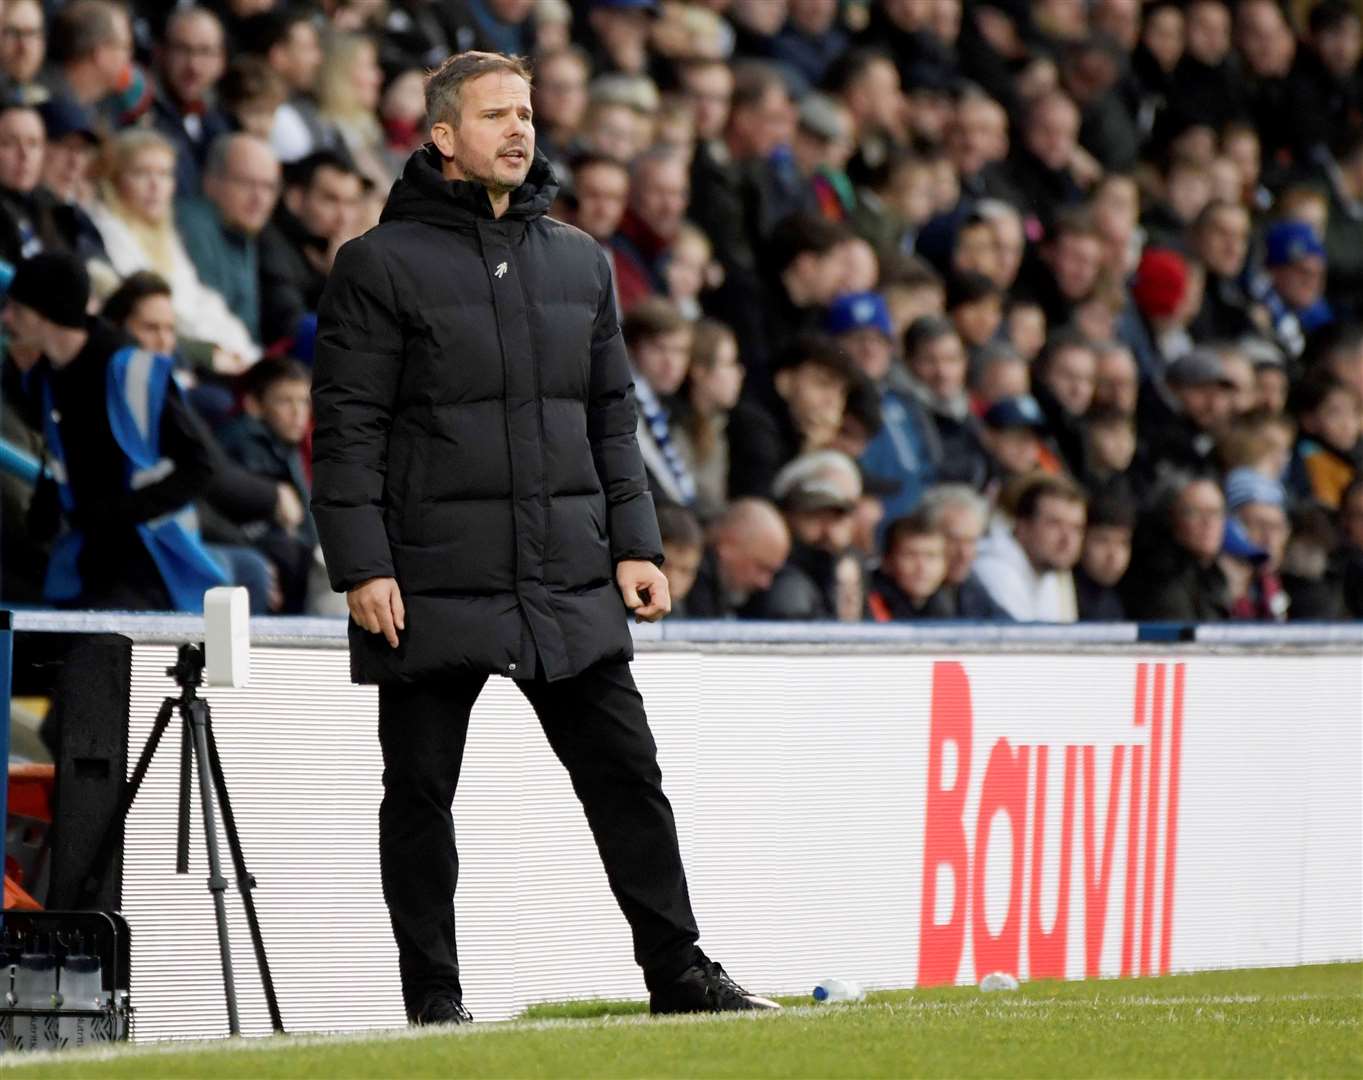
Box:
[217,356,317,613]
[902,315,988,488]
[1289,371,1362,509]
[969,342,1030,411]
[1075,494,1135,621]
[672,318,743,521]
[867,510,955,620]
[218,56,289,142]
[946,271,1004,355]
[623,297,696,507]
[979,395,1051,489]
[1225,467,1291,620]
[1005,298,1047,363]
[656,504,704,617]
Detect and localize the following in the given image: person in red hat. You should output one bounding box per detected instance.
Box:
[1132,246,1202,375]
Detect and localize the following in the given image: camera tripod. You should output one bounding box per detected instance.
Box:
[78,643,283,1036]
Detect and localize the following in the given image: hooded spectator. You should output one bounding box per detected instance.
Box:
[974,473,1087,622]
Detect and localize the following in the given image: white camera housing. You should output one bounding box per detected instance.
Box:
[203,586,251,688]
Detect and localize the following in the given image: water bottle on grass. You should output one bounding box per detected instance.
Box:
[812,978,864,1004]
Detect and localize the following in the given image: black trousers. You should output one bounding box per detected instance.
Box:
[377,659,700,1019]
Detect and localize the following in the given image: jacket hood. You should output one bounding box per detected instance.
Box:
[381,144,559,228]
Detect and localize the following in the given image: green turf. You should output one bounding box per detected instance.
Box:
[7,963,1360,1079]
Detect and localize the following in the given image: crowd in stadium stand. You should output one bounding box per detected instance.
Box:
[2,0,1363,623]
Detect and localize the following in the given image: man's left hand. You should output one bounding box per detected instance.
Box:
[616,559,671,622]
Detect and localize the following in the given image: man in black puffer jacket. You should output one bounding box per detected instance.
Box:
[312,51,777,1026]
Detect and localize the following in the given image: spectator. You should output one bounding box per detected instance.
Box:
[974,474,1087,622]
[258,148,362,347]
[746,450,864,621]
[178,133,281,346]
[41,0,135,121]
[1,0,47,105]
[1092,340,1140,413]
[945,270,1003,356]
[1172,0,1240,133]
[1004,90,1087,232]
[1005,297,1047,363]
[1018,207,1105,333]
[866,510,955,620]
[946,90,1014,203]
[1253,220,1333,358]
[316,31,388,188]
[970,340,1030,410]
[37,95,102,217]
[1323,130,1363,321]
[0,101,92,265]
[1138,348,1238,485]
[772,0,848,88]
[532,45,590,168]
[1033,330,1098,475]
[662,223,715,322]
[728,333,856,499]
[825,48,906,189]
[1075,492,1135,620]
[1125,474,1230,621]
[587,0,654,77]
[1082,405,1139,504]
[919,483,1011,619]
[902,314,987,488]
[793,92,857,224]
[685,498,791,618]
[879,253,945,341]
[1289,370,1362,510]
[1130,245,1196,375]
[218,55,290,142]
[672,319,743,521]
[614,147,689,312]
[87,128,258,364]
[823,290,936,524]
[657,503,704,616]
[571,152,629,248]
[623,297,695,507]
[151,6,231,196]
[1225,466,1290,621]
[1189,200,1256,341]
[4,251,223,610]
[979,394,1053,490]
[242,8,329,164]
[217,357,318,613]
[1335,477,1363,616]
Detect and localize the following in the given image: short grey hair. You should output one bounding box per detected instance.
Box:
[204,132,274,179]
[919,485,989,531]
[425,50,533,129]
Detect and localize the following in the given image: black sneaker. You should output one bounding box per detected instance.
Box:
[416,993,474,1026]
[649,959,782,1015]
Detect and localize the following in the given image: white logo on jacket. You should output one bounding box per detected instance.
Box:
[494,261,508,278]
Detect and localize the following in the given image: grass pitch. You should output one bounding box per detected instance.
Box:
[4,962,1358,1078]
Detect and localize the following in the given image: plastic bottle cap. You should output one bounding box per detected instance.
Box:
[812,985,828,1001]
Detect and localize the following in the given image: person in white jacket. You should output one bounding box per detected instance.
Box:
[973,474,1088,622]
[86,128,259,369]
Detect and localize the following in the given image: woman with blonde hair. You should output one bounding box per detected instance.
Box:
[671,319,744,521]
[315,31,389,187]
[86,128,257,367]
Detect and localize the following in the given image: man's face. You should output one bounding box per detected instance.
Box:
[1198,206,1250,278]
[1172,380,1234,434]
[631,158,689,241]
[1255,365,1289,414]
[295,165,362,239]
[990,213,1025,288]
[1025,97,1079,172]
[1094,348,1139,413]
[852,59,902,135]
[683,63,733,142]
[43,131,96,201]
[840,327,893,382]
[124,293,176,355]
[954,296,1001,348]
[953,222,1000,281]
[717,529,789,595]
[163,12,226,106]
[1173,480,1227,563]
[1,298,47,356]
[973,356,1028,406]
[274,21,323,92]
[887,533,948,603]
[1305,387,1363,453]
[1045,344,1097,417]
[775,362,848,443]
[532,54,588,134]
[788,504,855,554]
[1082,524,1132,587]
[1047,233,1103,301]
[937,504,984,585]
[1271,256,1326,312]
[948,99,1006,177]
[1237,503,1289,573]
[910,332,967,401]
[207,139,281,235]
[585,103,639,163]
[1087,421,1136,473]
[573,160,628,241]
[0,108,44,193]
[0,0,45,85]
[633,328,692,396]
[1317,16,1362,77]
[255,377,312,446]
[1016,495,1086,572]
[661,541,702,604]
[1186,0,1231,65]
[434,71,535,196]
[730,85,793,160]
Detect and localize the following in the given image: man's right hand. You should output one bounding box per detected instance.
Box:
[348,576,405,648]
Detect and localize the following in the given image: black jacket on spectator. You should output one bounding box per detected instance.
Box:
[1075,565,1126,621]
[0,185,103,265]
[1190,272,1259,342]
[678,547,734,619]
[955,572,1013,619]
[312,146,660,685]
[867,570,957,620]
[1122,540,1229,622]
[740,543,841,620]
[1002,147,1084,232]
[150,84,233,196]
[258,204,329,347]
[1133,384,1219,490]
[1286,48,1363,159]
[726,394,803,499]
[1033,381,1086,477]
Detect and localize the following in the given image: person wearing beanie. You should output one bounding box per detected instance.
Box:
[3,250,225,610]
[1224,465,1290,620]
[1132,246,1199,376]
[1248,219,1335,358]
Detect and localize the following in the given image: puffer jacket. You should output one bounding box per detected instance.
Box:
[311,146,661,684]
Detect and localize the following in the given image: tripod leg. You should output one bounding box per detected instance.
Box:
[176,706,193,874]
[76,696,177,908]
[203,715,286,1034]
[187,698,241,1037]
